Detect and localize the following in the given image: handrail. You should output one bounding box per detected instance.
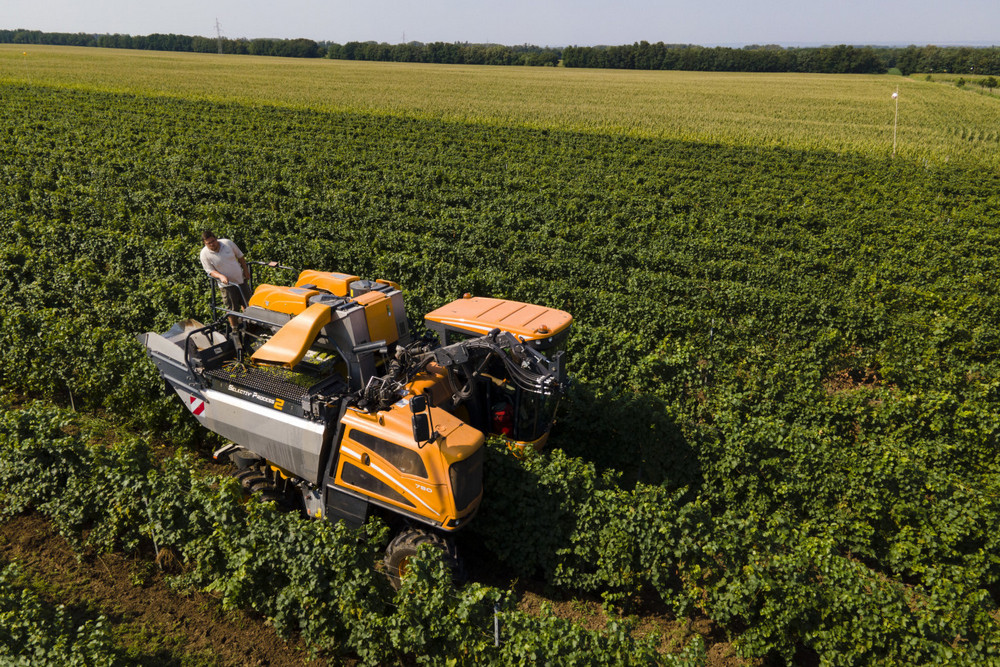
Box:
[182,323,225,388]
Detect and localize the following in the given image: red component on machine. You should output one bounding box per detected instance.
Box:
[492,402,514,436]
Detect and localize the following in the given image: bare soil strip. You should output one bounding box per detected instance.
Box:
[0,512,319,666]
[0,510,751,665]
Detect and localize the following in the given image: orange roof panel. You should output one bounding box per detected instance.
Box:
[424,297,572,341]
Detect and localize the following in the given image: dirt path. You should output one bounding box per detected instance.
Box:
[0,512,321,666]
[0,510,751,666]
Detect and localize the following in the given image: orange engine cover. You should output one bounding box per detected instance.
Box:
[295,270,360,297]
[248,284,319,316]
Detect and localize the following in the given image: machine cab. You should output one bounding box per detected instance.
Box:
[423,296,572,448]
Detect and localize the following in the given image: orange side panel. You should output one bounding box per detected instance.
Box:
[251,303,332,369]
[295,270,360,297]
[353,291,399,345]
[248,284,319,316]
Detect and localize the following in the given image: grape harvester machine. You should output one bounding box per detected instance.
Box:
[139,267,571,585]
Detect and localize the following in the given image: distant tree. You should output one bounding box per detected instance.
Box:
[190,36,215,53]
[524,49,559,66]
[280,38,320,58]
[143,33,193,52]
[918,45,945,73]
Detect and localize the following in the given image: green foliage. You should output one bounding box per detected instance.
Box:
[0,403,152,552]
[497,609,670,666]
[385,548,505,664]
[0,402,689,664]
[475,438,707,609]
[0,561,118,665]
[2,81,1000,663]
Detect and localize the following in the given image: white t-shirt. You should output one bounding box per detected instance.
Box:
[199,239,246,286]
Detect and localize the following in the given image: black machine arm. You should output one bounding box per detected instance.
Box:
[423,329,564,397]
[359,329,565,413]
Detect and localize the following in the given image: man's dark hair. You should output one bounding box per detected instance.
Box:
[201,230,217,241]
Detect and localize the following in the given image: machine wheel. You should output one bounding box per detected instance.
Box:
[230,450,261,470]
[383,528,463,590]
[234,468,263,490]
[230,467,294,510]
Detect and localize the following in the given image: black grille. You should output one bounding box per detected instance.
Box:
[449,447,484,512]
[206,365,310,402]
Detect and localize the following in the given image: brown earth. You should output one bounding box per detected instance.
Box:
[0,510,752,666]
[1,399,749,665]
[0,512,321,666]
[513,581,751,666]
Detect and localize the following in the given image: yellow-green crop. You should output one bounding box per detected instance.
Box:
[2,44,999,167]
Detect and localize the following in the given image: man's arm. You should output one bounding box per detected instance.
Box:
[227,240,251,283]
[237,254,250,282]
[209,269,230,284]
[200,249,231,284]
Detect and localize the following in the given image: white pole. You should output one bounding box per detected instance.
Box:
[892,88,899,157]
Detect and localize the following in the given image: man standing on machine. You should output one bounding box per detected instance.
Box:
[199,229,251,327]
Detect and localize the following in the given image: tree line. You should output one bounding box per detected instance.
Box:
[3,29,999,74]
[327,41,560,66]
[0,29,558,64]
[0,29,324,58]
[562,42,1000,75]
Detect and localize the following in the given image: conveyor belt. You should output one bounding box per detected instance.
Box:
[206,364,311,402]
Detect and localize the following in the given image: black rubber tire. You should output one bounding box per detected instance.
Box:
[235,469,266,492]
[383,528,463,590]
[255,488,285,507]
[248,478,277,494]
[230,468,294,510]
[232,468,257,482]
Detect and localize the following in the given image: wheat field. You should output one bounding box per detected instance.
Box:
[2,44,999,166]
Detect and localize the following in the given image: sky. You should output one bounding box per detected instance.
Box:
[5,0,998,48]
